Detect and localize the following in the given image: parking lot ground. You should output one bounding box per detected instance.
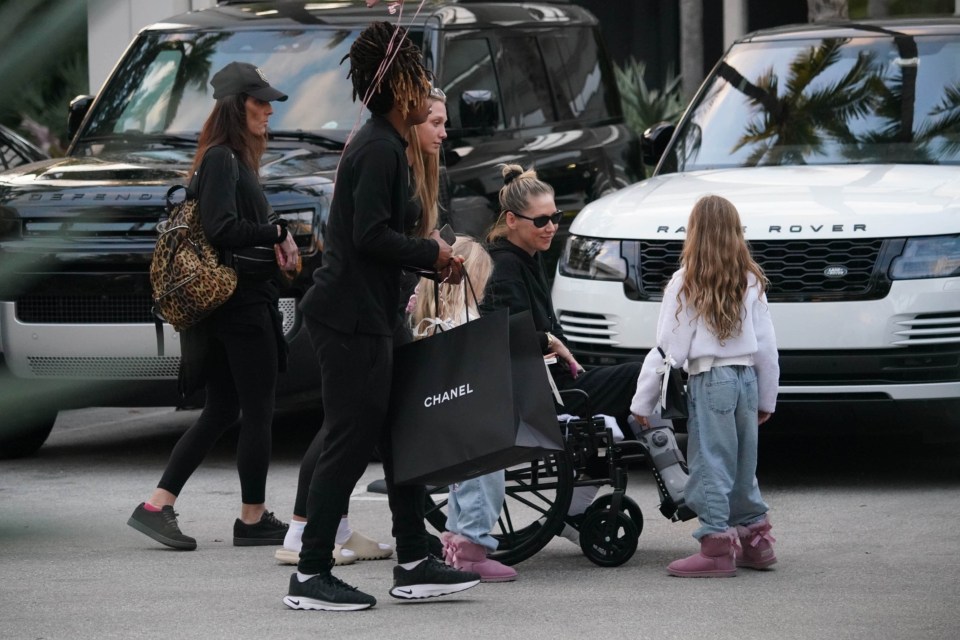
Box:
[1,407,958,640]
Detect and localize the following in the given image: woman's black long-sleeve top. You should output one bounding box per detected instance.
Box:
[480,237,566,353]
[194,144,283,309]
[300,115,438,336]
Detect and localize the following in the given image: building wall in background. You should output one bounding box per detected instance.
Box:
[87,0,215,93]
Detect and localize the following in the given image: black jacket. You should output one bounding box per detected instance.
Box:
[194,144,282,309]
[179,145,287,397]
[300,115,438,336]
[480,237,565,353]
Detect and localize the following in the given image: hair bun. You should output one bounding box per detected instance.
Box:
[504,169,522,185]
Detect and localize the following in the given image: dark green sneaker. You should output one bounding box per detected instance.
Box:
[127,503,197,550]
[283,572,376,611]
[233,510,288,546]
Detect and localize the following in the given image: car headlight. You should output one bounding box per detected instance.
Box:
[559,235,627,281]
[889,235,960,280]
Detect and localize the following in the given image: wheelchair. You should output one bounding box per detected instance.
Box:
[424,389,694,567]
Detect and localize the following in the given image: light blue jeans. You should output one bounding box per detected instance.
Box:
[445,470,505,552]
[684,365,769,539]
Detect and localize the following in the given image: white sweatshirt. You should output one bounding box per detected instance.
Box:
[630,268,780,416]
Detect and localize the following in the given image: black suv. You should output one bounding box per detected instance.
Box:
[0,0,637,457]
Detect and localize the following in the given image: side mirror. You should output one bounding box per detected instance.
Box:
[641,121,675,167]
[459,90,498,130]
[67,95,94,143]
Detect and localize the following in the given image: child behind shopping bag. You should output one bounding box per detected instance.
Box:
[408,236,517,582]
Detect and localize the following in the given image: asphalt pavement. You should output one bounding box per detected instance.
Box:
[1,407,958,640]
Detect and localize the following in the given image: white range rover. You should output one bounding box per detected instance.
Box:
[551,18,960,437]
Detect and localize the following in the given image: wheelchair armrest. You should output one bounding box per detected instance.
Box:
[556,387,593,418]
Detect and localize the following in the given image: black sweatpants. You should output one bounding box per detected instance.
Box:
[158,303,278,504]
[297,315,427,574]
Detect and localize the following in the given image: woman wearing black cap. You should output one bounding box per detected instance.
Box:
[127,61,299,551]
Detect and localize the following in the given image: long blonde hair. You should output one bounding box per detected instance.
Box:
[678,195,767,342]
[406,89,446,238]
[486,163,554,242]
[411,236,493,337]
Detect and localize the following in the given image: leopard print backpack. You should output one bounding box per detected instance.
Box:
[150,185,237,331]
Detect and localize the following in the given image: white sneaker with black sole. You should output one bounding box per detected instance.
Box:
[283,572,376,611]
[389,555,481,600]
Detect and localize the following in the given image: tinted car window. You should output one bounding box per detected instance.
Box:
[0,125,47,169]
[665,34,960,172]
[439,37,503,130]
[498,36,555,128]
[542,28,613,122]
[79,29,424,147]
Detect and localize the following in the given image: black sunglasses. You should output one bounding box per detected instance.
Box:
[508,210,563,228]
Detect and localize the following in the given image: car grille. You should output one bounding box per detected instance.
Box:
[15,295,298,335]
[27,356,181,379]
[624,238,892,302]
[16,295,155,323]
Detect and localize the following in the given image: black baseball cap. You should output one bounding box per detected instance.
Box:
[211,62,288,102]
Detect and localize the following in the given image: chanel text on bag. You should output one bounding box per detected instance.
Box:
[424,383,475,407]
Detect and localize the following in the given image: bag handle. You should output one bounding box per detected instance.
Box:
[426,263,480,334]
[656,346,680,411]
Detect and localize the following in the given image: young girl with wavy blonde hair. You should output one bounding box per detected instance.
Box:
[631,194,780,578]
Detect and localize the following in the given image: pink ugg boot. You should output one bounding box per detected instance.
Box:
[441,532,517,583]
[736,516,777,569]
[667,530,737,578]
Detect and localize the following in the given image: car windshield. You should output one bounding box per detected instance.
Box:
[77,28,418,151]
[665,31,960,171]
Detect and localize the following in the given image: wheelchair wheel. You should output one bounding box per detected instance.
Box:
[584,493,644,537]
[424,449,575,566]
[578,509,639,567]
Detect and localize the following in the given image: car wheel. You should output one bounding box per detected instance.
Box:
[0,411,58,459]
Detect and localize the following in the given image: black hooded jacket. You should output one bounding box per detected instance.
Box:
[480,237,566,355]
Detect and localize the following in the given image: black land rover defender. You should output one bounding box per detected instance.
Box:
[0,0,638,457]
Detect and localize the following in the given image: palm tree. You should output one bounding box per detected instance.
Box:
[720,38,879,166]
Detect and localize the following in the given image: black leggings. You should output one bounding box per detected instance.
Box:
[298,317,427,573]
[556,361,643,437]
[158,304,279,504]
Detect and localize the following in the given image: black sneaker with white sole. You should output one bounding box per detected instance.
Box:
[233,510,288,546]
[127,503,197,550]
[389,555,481,600]
[283,572,376,611]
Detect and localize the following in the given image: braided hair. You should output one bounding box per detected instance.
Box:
[344,21,431,117]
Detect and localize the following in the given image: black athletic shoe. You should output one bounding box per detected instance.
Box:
[283,572,376,611]
[389,555,481,600]
[427,533,444,558]
[233,510,288,546]
[127,503,197,550]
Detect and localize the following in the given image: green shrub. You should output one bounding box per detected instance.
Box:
[615,58,685,176]
[615,57,685,138]
[0,0,87,156]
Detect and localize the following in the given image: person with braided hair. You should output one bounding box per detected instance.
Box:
[273,87,450,569]
[283,22,479,612]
